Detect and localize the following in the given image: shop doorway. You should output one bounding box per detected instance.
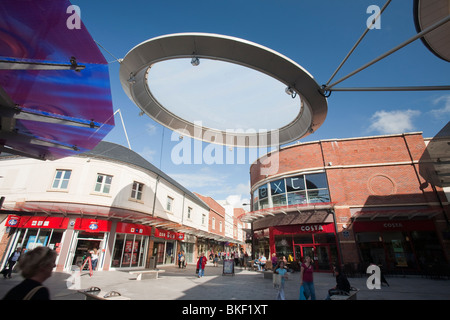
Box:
[69,232,104,269]
[295,245,332,271]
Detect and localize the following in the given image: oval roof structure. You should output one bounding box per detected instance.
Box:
[119,33,328,148]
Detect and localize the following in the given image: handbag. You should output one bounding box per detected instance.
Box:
[23,286,44,300]
[196,268,199,274]
[299,285,306,300]
[273,273,282,288]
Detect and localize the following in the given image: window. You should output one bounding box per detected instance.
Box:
[52,169,71,189]
[131,181,144,200]
[187,207,192,219]
[166,196,174,212]
[219,221,223,232]
[212,217,215,230]
[202,214,206,225]
[95,174,112,194]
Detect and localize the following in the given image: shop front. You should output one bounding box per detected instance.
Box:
[110,222,151,269]
[1,215,69,270]
[353,220,446,272]
[268,223,338,272]
[153,228,184,266]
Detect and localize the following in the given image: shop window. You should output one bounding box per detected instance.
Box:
[313,232,336,244]
[287,191,307,205]
[131,181,144,200]
[292,234,313,244]
[286,175,305,192]
[274,235,294,258]
[272,194,287,207]
[258,185,268,200]
[112,234,125,268]
[307,189,330,203]
[95,174,112,194]
[52,169,71,190]
[270,179,286,195]
[305,173,328,189]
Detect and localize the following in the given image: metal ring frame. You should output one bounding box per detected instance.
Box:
[120,33,327,148]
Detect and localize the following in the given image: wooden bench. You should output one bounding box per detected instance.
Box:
[78,287,130,300]
[129,269,165,280]
[330,288,359,300]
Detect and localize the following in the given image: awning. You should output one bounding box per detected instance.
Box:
[238,202,335,223]
[5,201,242,243]
[0,0,114,160]
[350,206,442,220]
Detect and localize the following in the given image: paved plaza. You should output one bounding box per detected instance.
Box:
[1,262,449,301]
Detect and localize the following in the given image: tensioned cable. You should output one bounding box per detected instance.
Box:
[325,0,392,87]
[94,40,122,64]
[324,14,450,92]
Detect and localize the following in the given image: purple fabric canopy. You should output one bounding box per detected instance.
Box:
[0,0,114,160]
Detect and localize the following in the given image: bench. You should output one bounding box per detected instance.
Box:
[330,288,359,300]
[78,287,130,300]
[129,269,165,280]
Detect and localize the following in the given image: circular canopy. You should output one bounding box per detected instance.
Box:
[414,0,450,62]
[120,33,327,148]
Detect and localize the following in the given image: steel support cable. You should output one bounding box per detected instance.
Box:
[324,14,450,92]
[324,0,392,87]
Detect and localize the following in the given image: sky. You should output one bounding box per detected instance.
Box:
[71,0,450,209]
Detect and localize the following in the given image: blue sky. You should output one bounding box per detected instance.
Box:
[72,0,450,208]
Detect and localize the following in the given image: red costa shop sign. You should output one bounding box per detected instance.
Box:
[154,228,184,241]
[5,215,69,229]
[116,222,152,236]
[74,218,111,233]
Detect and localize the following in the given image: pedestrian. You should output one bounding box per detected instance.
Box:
[178,251,183,268]
[2,247,22,279]
[196,252,207,278]
[2,246,57,300]
[181,251,186,268]
[90,248,99,271]
[271,253,278,271]
[273,260,288,300]
[299,256,316,300]
[213,253,219,267]
[243,251,249,270]
[259,254,267,271]
[326,265,351,300]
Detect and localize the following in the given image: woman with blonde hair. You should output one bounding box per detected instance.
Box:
[2,246,57,300]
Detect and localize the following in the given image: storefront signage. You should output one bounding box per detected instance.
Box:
[353,220,435,233]
[74,218,111,233]
[154,228,185,241]
[271,223,335,235]
[6,215,69,229]
[116,222,152,236]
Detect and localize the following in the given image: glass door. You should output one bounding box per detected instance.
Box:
[316,246,331,271]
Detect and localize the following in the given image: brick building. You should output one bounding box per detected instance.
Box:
[241,132,450,274]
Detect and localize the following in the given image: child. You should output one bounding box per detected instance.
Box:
[274,260,288,300]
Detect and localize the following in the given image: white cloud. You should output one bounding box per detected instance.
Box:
[368,109,421,134]
[430,95,450,118]
[138,146,157,162]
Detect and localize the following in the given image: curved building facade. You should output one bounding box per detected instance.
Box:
[243,132,450,273]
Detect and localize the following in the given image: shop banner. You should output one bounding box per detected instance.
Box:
[116,222,152,236]
[154,228,185,241]
[353,220,435,233]
[74,218,111,232]
[5,215,69,229]
[271,223,335,235]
